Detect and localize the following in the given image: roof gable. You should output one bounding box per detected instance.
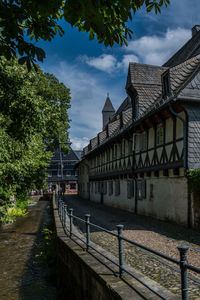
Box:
[178,65,200,100]
[126,63,167,88]
[51,148,80,161]
[169,55,200,95]
[126,63,167,115]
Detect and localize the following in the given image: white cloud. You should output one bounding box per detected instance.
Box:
[80,28,190,72]
[70,137,89,150]
[81,53,139,73]
[117,54,139,70]
[126,28,191,65]
[81,54,117,73]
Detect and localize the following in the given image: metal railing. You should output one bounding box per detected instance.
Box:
[56,196,200,300]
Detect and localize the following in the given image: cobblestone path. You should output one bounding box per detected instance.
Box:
[64,195,200,299]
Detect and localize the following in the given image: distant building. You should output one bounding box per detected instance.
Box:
[46,144,82,194]
[76,25,200,229]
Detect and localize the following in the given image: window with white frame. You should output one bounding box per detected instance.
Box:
[137,179,146,200]
[162,73,171,98]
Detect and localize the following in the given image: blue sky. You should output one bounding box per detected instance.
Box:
[38,0,200,149]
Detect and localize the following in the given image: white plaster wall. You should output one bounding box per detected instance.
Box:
[137,172,188,225]
[89,179,135,212]
[90,188,101,203]
[77,163,89,200]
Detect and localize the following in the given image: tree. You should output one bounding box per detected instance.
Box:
[0,0,170,69]
[0,57,71,221]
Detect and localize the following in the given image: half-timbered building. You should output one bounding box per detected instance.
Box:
[76,26,200,228]
[47,142,82,195]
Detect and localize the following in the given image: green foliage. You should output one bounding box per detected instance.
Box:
[0,195,33,224]
[0,57,71,223]
[7,206,27,218]
[35,219,56,280]
[187,169,200,195]
[0,0,170,68]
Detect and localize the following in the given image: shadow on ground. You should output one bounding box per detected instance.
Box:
[63,195,200,248]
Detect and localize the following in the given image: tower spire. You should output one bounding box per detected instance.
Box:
[102,94,115,130]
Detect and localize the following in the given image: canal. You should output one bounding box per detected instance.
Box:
[0,199,58,300]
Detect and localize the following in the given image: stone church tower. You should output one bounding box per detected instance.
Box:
[102,94,115,130]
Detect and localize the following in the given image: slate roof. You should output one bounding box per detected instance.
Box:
[126,63,167,115]
[112,96,131,118]
[74,150,82,160]
[163,29,200,68]
[102,95,115,112]
[81,30,200,159]
[51,149,80,161]
[139,54,200,119]
[127,63,167,87]
[169,56,200,94]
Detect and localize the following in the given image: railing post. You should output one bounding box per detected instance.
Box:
[62,202,65,224]
[59,199,62,217]
[69,208,73,238]
[178,245,189,300]
[85,214,91,251]
[64,205,67,229]
[61,201,63,222]
[58,199,61,216]
[116,224,124,277]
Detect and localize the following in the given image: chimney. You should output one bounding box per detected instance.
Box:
[192,25,200,37]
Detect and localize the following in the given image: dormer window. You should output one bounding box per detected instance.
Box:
[162,72,171,98]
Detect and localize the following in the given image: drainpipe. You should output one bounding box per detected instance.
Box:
[132,133,138,214]
[169,104,191,227]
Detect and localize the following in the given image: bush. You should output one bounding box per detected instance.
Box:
[187,169,200,195]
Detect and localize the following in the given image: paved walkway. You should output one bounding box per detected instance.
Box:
[0,200,57,300]
[63,195,200,299]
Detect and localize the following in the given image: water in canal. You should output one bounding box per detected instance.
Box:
[0,200,57,300]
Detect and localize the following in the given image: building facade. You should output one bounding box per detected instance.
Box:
[76,26,200,228]
[47,146,82,194]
